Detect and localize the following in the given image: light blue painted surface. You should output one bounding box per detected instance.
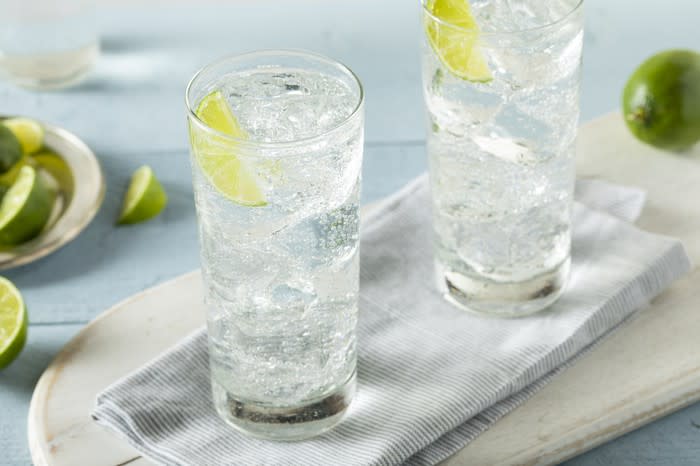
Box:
[1,0,699,464]
[0,325,82,466]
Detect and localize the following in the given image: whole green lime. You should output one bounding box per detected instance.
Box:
[622,49,700,152]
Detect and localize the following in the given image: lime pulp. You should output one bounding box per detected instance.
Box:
[192,90,267,207]
[0,165,55,245]
[425,0,493,82]
[0,276,27,370]
[118,165,168,225]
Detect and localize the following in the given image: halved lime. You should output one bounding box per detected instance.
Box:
[425,0,493,82]
[3,118,44,155]
[192,90,267,207]
[118,165,168,225]
[0,277,27,370]
[0,165,55,245]
[0,125,22,174]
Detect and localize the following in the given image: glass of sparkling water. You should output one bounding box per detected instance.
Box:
[186,51,364,440]
[0,0,99,90]
[421,0,584,317]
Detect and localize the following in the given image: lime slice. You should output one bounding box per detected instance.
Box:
[118,165,168,225]
[425,0,493,82]
[0,125,22,174]
[192,90,267,207]
[3,118,44,155]
[0,165,55,245]
[0,277,27,370]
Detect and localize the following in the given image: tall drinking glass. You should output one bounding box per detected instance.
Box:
[0,0,99,89]
[186,51,364,440]
[421,0,584,316]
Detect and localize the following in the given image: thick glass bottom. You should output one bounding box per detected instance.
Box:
[2,43,98,90]
[436,257,570,317]
[212,371,356,441]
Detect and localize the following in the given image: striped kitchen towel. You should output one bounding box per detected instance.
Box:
[93,176,691,466]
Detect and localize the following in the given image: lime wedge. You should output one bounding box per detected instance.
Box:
[118,165,168,225]
[0,166,54,245]
[0,277,27,370]
[0,155,36,187]
[0,125,22,174]
[32,150,74,196]
[192,90,267,207]
[425,0,493,82]
[3,118,44,155]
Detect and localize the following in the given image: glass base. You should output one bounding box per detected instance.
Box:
[436,257,570,317]
[2,43,99,91]
[212,371,356,441]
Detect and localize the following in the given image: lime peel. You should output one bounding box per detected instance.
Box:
[118,165,168,225]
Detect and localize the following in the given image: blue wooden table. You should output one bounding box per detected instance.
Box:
[1,0,699,464]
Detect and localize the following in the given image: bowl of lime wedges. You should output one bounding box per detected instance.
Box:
[0,117,104,269]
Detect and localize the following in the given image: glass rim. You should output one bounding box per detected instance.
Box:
[185,49,365,150]
[420,0,584,36]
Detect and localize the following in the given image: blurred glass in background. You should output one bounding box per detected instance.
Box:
[0,0,99,90]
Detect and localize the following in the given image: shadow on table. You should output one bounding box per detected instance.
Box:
[1,149,200,323]
[0,333,69,395]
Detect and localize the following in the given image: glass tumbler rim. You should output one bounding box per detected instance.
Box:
[185,49,365,151]
[420,0,584,36]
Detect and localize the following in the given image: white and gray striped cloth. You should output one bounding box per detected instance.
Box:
[93,176,691,466]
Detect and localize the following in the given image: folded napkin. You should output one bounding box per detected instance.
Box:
[93,176,691,466]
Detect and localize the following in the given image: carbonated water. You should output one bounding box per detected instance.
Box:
[423,0,583,315]
[188,60,363,439]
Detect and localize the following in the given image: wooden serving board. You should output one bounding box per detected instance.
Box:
[27,113,700,466]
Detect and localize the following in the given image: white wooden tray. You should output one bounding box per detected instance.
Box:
[28,112,700,466]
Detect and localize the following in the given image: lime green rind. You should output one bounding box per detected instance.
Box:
[118,166,168,225]
[0,166,55,245]
[622,49,700,152]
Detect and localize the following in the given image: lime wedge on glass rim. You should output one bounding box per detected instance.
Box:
[425,0,493,83]
[118,165,168,225]
[0,276,27,369]
[192,90,267,207]
[0,165,54,246]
